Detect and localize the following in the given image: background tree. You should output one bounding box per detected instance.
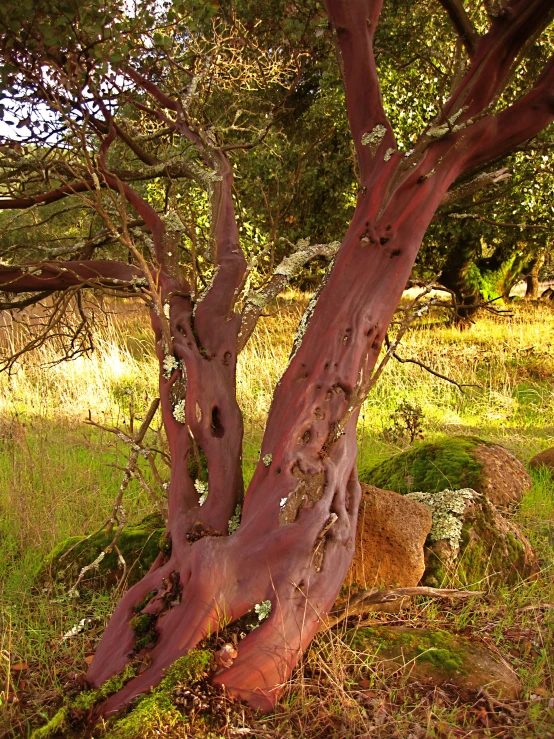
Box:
[0,0,553,721]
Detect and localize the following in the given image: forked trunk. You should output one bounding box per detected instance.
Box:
[86,159,465,713]
[85,0,554,711]
[2,0,551,723]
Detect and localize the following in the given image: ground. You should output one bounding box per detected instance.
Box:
[1,294,553,737]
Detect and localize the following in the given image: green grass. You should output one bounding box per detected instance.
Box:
[1,297,554,737]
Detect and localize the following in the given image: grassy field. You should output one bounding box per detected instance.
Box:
[0,294,553,737]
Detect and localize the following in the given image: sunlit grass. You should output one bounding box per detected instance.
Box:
[1,294,554,736]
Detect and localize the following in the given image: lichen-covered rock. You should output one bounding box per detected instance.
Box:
[39,513,165,592]
[404,488,538,588]
[346,484,432,590]
[351,626,522,700]
[529,447,554,474]
[360,435,530,507]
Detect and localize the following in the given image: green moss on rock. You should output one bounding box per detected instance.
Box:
[39,513,165,591]
[348,626,522,699]
[359,435,486,494]
[419,493,537,588]
[352,626,466,674]
[105,650,213,739]
[30,707,69,739]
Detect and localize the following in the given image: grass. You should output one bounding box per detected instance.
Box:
[0,294,553,737]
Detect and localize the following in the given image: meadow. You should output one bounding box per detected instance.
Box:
[0,292,553,738]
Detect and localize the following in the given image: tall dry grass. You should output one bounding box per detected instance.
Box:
[1,293,554,737]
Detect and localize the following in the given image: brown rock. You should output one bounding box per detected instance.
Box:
[473,443,531,506]
[346,484,432,590]
[352,626,522,700]
[529,447,554,473]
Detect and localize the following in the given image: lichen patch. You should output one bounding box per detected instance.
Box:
[405,488,475,550]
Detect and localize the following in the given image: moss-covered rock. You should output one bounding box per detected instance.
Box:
[359,435,530,506]
[39,513,165,592]
[105,650,214,739]
[404,488,538,588]
[30,652,215,739]
[360,436,485,494]
[351,626,522,699]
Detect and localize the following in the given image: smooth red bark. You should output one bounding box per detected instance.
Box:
[2,0,554,719]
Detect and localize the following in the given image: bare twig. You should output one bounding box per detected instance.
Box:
[386,335,481,391]
[327,586,483,628]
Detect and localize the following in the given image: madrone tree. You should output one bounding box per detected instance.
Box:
[1,0,554,717]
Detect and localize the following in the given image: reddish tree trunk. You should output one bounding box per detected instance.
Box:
[525,254,544,299]
[1,0,553,721]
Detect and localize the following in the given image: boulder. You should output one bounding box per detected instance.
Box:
[346,485,432,590]
[351,626,522,700]
[404,488,538,588]
[39,513,165,592]
[360,435,531,507]
[529,447,554,474]
[43,488,432,602]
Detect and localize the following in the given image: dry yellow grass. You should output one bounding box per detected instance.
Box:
[1,294,554,738]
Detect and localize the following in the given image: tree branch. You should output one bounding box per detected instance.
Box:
[0,260,145,293]
[438,168,511,208]
[460,54,554,175]
[445,0,554,123]
[326,586,482,627]
[237,240,341,352]
[0,289,54,310]
[386,335,480,391]
[436,0,478,59]
[325,0,395,185]
[0,180,99,209]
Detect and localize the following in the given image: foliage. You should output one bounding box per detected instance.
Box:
[385,400,425,445]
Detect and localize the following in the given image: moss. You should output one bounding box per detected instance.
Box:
[73,663,138,711]
[130,613,156,636]
[158,532,172,556]
[428,501,532,588]
[351,627,467,675]
[134,590,158,613]
[40,514,165,591]
[30,707,69,738]
[105,650,213,739]
[359,435,486,494]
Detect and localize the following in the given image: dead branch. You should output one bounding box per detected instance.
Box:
[327,585,483,627]
[237,239,340,351]
[385,335,481,391]
[438,168,511,209]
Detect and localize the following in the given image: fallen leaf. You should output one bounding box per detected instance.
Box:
[11,662,28,672]
[84,655,95,665]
